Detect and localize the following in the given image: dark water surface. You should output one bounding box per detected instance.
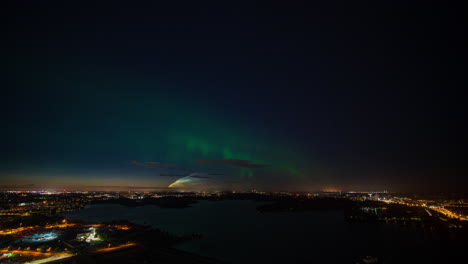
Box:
[64,200,462,263]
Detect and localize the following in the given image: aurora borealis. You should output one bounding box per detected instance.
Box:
[5,1,467,192]
[3,77,317,190]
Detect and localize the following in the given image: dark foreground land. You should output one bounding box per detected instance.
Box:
[2,192,468,263]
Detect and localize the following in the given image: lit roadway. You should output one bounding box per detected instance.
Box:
[0,223,77,236]
[424,208,432,216]
[0,249,72,264]
[25,255,73,264]
[0,223,131,236]
[381,199,468,221]
[430,207,468,221]
[94,242,138,253]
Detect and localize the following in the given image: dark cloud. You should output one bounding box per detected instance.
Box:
[131,161,198,173]
[0,184,36,188]
[208,172,224,176]
[195,159,266,168]
[131,160,171,169]
[190,175,211,179]
[159,173,189,177]
[160,172,216,178]
[86,186,171,189]
[178,168,196,171]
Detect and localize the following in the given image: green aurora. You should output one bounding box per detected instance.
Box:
[4,71,329,190]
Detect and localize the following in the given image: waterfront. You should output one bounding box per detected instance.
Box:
[64,200,466,263]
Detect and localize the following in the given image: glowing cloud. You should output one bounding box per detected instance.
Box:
[168,175,207,188]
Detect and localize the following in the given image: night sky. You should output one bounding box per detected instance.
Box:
[5,1,467,192]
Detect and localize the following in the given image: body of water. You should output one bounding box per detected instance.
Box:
[64,200,462,263]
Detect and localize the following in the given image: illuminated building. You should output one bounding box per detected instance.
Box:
[76,227,99,242]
